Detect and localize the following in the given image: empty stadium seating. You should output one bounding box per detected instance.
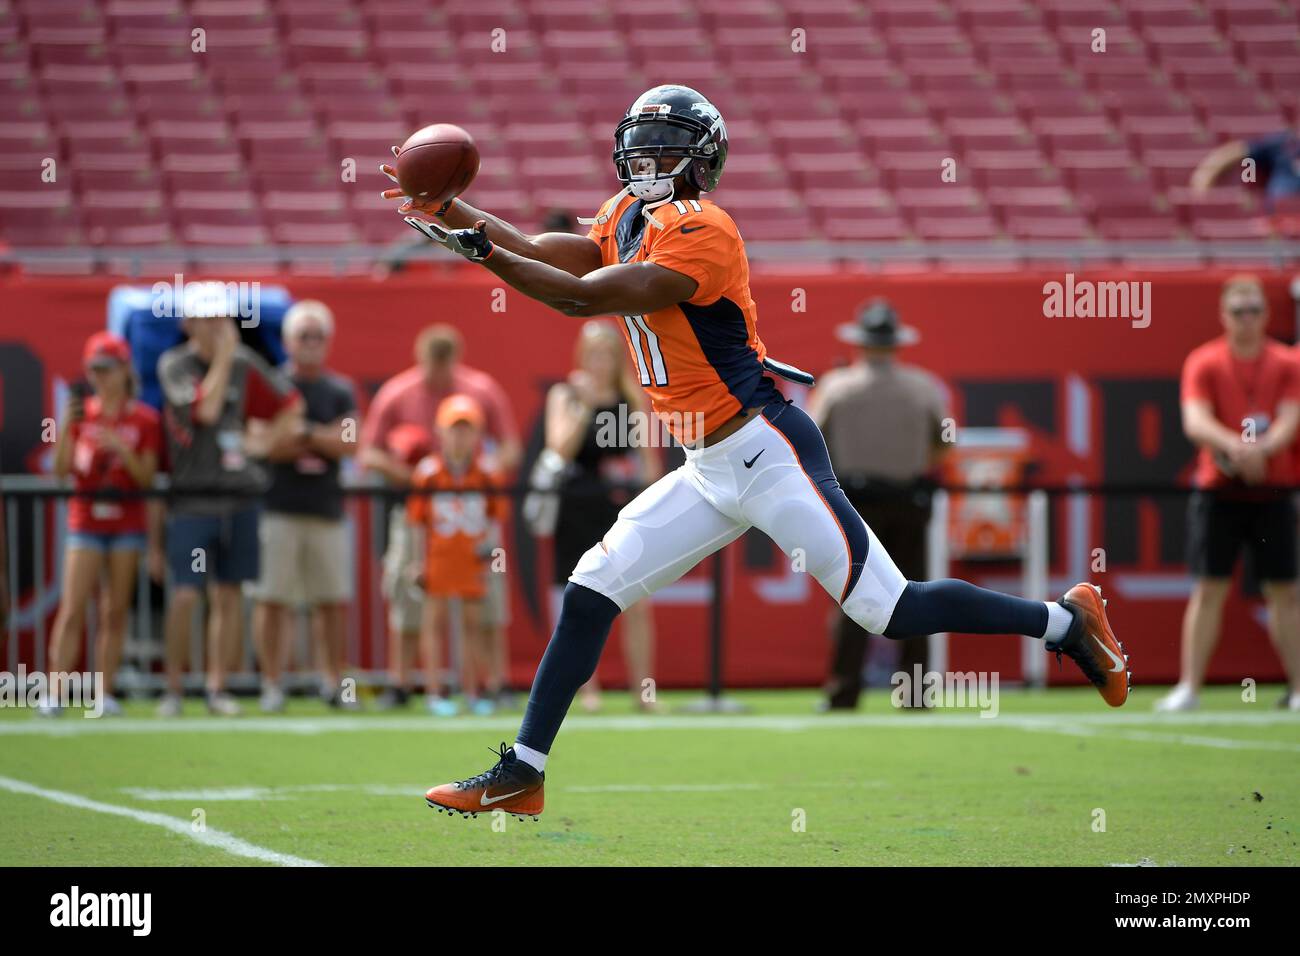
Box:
[0,0,1297,264]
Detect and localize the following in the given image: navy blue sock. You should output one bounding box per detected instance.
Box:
[882,579,1047,639]
[516,582,621,755]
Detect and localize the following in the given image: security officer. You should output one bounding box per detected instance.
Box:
[809,299,950,709]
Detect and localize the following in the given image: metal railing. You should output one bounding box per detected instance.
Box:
[3,238,1300,276]
[0,474,1232,695]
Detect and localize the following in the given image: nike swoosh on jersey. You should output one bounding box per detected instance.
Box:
[1092,634,1125,673]
[480,788,526,806]
[680,224,706,234]
[743,449,765,468]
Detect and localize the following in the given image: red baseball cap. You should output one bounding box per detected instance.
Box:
[83,331,131,369]
[386,423,435,466]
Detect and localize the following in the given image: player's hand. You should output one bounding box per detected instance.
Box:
[405,216,494,262]
[380,147,453,217]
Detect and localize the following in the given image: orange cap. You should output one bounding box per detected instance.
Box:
[435,393,484,430]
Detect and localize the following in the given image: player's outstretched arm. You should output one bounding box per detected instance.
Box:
[407,218,697,317]
[380,160,601,277]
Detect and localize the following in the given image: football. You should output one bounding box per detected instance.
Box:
[393,123,480,205]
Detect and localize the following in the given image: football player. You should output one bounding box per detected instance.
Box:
[382,85,1130,821]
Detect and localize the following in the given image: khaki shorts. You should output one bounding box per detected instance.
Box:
[382,506,424,634]
[247,512,353,606]
[484,562,510,629]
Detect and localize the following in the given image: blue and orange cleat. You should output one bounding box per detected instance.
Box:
[425,743,544,821]
[1048,583,1130,707]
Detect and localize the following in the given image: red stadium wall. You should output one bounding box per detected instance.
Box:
[2,267,1296,688]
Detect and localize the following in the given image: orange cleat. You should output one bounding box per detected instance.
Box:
[425,743,544,820]
[1048,583,1130,707]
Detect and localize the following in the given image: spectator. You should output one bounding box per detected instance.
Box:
[45,332,161,716]
[247,301,360,713]
[534,320,661,713]
[1163,275,1300,712]
[156,300,302,717]
[361,324,522,706]
[1192,131,1300,208]
[407,395,506,715]
[808,300,949,711]
[1192,131,1300,234]
[377,424,435,709]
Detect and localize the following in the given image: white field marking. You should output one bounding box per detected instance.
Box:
[0,774,325,867]
[120,783,418,802]
[0,710,1295,737]
[118,780,888,801]
[1023,723,1300,753]
[562,780,889,794]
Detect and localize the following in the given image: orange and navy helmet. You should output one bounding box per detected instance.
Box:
[612,85,728,199]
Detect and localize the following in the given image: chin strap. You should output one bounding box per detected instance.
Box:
[576,185,629,226]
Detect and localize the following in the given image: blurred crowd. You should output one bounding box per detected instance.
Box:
[36,272,1300,716]
[41,302,664,718]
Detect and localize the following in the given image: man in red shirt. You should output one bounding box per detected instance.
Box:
[360,324,521,710]
[1168,274,1300,711]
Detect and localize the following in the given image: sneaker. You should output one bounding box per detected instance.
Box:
[469,696,496,717]
[36,700,62,718]
[426,695,460,717]
[205,692,241,717]
[1277,690,1300,712]
[321,688,362,712]
[1048,583,1130,707]
[1155,683,1200,712]
[260,685,285,714]
[156,693,183,718]
[425,743,544,820]
[376,687,411,711]
[99,694,124,717]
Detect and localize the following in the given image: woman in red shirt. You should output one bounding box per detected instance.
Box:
[45,332,161,716]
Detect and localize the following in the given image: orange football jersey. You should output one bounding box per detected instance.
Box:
[407,454,505,599]
[585,194,782,443]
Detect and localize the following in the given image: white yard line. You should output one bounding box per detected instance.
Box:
[120,783,417,801]
[1022,723,1300,753]
[120,780,889,801]
[0,775,326,867]
[0,710,1295,736]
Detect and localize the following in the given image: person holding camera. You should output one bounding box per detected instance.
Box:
[45,332,161,716]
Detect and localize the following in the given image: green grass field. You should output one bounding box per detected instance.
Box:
[1,686,1296,866]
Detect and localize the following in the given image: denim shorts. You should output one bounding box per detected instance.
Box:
[67,531,147,554]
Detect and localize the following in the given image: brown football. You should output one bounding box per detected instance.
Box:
[394,124,480,205]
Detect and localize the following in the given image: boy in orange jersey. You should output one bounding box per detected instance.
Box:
[407,395,506,717]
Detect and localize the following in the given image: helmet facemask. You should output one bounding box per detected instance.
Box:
[578,89,727,231]
[612,112,722,225]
